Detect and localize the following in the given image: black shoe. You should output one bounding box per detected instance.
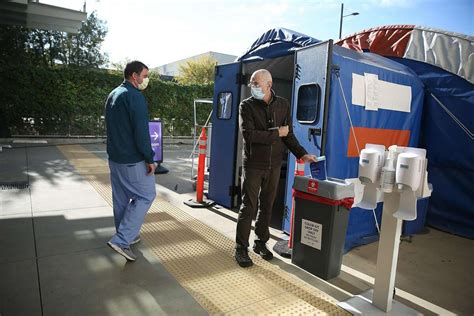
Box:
[253,241,273,260]
[107,241,136,262]
[234,247,253,268]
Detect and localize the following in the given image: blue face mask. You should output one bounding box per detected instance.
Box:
[251,86,265,100]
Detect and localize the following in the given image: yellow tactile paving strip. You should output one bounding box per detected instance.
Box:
[59,145,349,315]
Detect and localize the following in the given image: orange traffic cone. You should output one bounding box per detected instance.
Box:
[184,128,215,208]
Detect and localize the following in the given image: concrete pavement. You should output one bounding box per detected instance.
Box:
[0,138,472,315]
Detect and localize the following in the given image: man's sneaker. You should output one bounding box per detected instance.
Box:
[234,247,253,268]
[130,235,141,245]
[253,241,273,260]
[107,241,136,261]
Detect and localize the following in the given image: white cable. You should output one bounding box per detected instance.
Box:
[372,208,381,234]
[336,74,361,155]
[430,93,473,140]
[335,71,381,235]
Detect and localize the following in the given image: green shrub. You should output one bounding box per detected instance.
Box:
[0,65,213,136]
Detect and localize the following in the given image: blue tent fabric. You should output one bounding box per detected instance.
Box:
[390,57,474,239]
[237,28,320,61]
[325,47,425,179]
[325,46,426,251]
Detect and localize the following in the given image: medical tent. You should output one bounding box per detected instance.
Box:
[208,28,427,251]
[337,25,474,239]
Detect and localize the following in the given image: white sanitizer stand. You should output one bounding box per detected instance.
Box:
[339,144,432,315]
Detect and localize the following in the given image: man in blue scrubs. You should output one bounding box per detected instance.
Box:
[105,60,156,261]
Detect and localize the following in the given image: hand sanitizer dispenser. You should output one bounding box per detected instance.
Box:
[396,153,423,192]
[359,147,384,184]
[393,148,428,221]
[358,144,385,210]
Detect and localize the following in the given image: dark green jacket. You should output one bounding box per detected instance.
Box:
[239,91,307,170]
[105,81,154,164]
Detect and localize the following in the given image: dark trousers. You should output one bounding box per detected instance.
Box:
[236,166,281,248]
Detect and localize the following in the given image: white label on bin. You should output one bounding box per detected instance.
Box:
[301,219,322,250]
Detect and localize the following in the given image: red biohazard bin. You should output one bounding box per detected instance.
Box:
[291,176,354,280]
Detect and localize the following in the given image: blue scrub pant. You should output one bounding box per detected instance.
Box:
[108,160,156,247]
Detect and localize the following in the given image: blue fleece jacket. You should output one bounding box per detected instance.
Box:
[105,80,154,164]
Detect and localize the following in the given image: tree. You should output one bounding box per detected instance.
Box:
[0,11,108,68]
[26,29,64,67]
[60,11,109,67]
[175,55,217,85]
[0,25,32,65]
[110,57,132,71]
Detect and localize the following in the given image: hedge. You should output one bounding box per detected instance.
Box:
[0,64,213,136]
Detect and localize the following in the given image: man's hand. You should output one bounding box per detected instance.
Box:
[147,163,156,175]
[278,125,289,137]
[301,154,317,163]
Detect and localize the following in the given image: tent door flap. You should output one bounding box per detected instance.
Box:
[282,40,333,233]
[208,62,242,208]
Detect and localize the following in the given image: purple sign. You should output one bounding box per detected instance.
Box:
[149,120,163,162]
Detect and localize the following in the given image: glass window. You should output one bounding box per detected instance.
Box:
[296,84,321,123]
[217,92,232,119]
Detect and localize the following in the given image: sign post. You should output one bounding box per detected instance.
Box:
[149,120,168,174]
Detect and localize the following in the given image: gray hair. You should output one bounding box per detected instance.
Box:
[251,69,272,85]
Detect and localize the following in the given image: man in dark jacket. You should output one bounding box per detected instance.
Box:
[105,60,156,262]
[235,69,316,267]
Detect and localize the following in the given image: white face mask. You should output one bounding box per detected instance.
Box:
[138,77,149,90]
[251,86,265,100]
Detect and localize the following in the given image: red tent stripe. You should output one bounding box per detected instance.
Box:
[337,25,415,57]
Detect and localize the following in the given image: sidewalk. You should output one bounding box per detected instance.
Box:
[1,141,472,315]
[0,144,206,315]
[0,143,348,315]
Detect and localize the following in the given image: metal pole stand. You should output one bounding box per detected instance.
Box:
[273,239,292,258]
[184,197,215,208]
[154,162,169,174]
